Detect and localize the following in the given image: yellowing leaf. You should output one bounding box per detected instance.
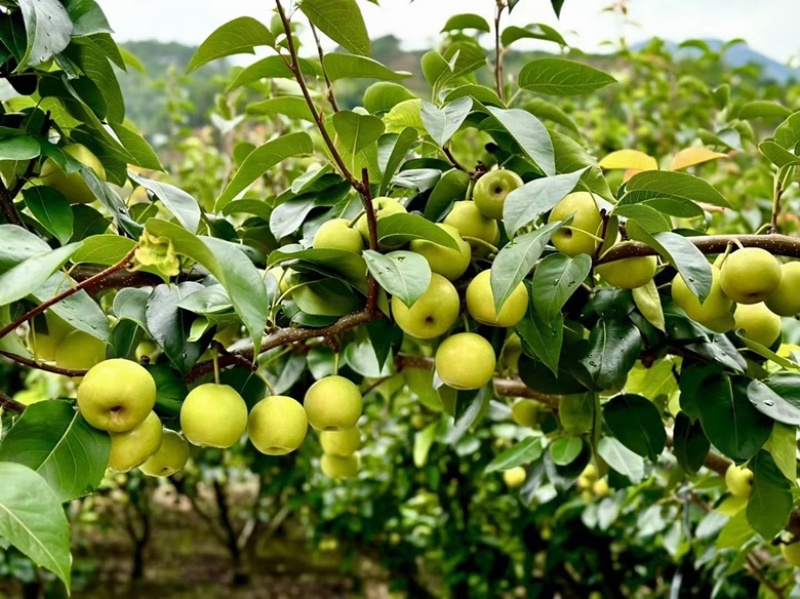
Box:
[716,495,747,517]
[632,280,665,332]
[670,147,728,171]
[599,150,658,171]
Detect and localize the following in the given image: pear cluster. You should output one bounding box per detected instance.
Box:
[672,247,796,347]
[576,464,610,502]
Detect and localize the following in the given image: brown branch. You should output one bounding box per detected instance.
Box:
[211,341,257,373]
[0,246,138,342]
[771,177,784,235]
[494,1,506,102]
[0,390,25,413]
[360,168,380,315]
[71,267,164,291]
[309,22,339,113]
[1,350,88,378]
[275,0,360,191]
[745,553,786,599]
[0,179,23,226]
[597,234,800,265]
[443,146,470,174]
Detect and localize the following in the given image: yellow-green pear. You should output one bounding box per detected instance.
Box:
[304,375,363,431]
[466,270,528,327]
[766,262,800,316]
[511,398,540,428]
[782,542,800,567]
[503,466,526,489]
[135,340,161,363]
[391,273,460,339]
[108,411,163,473]
[28,312,71,362]
[247,395,308,455]
[319,426,361,457]
[443,200,500,257]
[54,330,106,378]
[548,192,603,256]
[500,333,523,372]
[320,453,360,479]
[720,248,781,304]
[671,266,733,326]
[39,143,106,204]
[473,169,523,220]
[733,302,782,347]
[77,359,157,433]
[409,223,471,281]
[356,197,407,247]
[139,430,190,477]
[313,219,363,253]
[725,464,753,498]
[180,383,248,448]
[592,479,610,496]
[596,244,658,289]
[435,333,496,390]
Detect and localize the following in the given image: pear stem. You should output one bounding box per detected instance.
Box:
[333,352,340,376]
[462,236,499,255]
[212,351,221,386]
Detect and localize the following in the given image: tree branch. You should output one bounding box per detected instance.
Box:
[0,179,23,226]
[0,390,25,413]
[493,1,506,102]
[0,246,138,342]
[597,234,800,265]
[309,22,339,113]
[0,350,89,378]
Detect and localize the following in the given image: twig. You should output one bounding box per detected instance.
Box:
[0,390,25,413]
[0,246,138,342]
[494,1,506,102]
[212,341,258,373]
[0,180,23,226]
[309,22,339,113]
[360,168,380,315]
[443,146,470,174]
[1,350,89,378]
[771,176,784,234]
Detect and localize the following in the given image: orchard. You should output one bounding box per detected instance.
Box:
[2,0,800,597]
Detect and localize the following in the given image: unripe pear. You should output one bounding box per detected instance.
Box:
[108,411,163,473]
[180,384,248,448]
[473,169,523,220]
[671,266,733,326]
[435,333,496,390]
[54,330,106,380]
[77,359,157,433]
[503,466,526,489]
[733,302,782,347]
[466,270,529,327]
[320,426,361,457]
[139,430,190,477]
[313,218,363,253]
[725,463,753,498]
[592,479,610,496]
[765,262,800,316]
[391,273,460,339]
[39,143,106,204]
[596,244,658,289]
[782,542,800,567]
[356,197,407,248]
[321,452,360,479]
[443,201,500,257]
[511,398,540,428]
[304,375,362,431]
[409,223,471,281]
[247,395,308,455]
[720,248,781,304]
[548,192,603,256]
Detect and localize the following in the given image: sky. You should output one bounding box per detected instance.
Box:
[97,1,800,64]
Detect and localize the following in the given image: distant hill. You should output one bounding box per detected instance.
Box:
[631,38,798,83]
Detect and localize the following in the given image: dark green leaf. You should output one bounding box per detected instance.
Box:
[246,97,314,121]
[748,377,800,426]
[597,437,644,482]
[364,82,415,114]
[519,353,587,395]
[22,187,73,245]
[549,128,613,201]
[0,137,40,160]
[550,437,583,466]
[145,283,207,373]
[502,23,566,47]
[531,253,591,322]
[620,170,730,208]
[517,306,563,376]
[377,213,460,250]
[523,98,578,132]
[603,394,666,460]
[578,319,641,390]
[519,58,615,96]
[187,17,274,73]
[300,0,371,56]
[378,128,418,195]
[672,411,710,474]
[503,168,586,235]
[485,437,543,473]
[333,111,385,175]
[363,250,431,307]
[652,232,712,302]
[64,0,112,36]
[441,13,491,32]
[424,168,471,222]
[17,0,73,70]
[323,53,410,80]
[129,173,201,233]
[747,451,793,539]
[487,107,555,176]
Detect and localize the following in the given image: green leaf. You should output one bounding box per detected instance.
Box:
[747,378,800,426]
[747,451,793,539]
[129,173,201,233]
[531,253,591,322]
[502,23,566,47]
[716,508,755,550]
[217,132,314,209]
[332,111,385,174]
[759,140,800,167]
[246,97,314,122]
[597,437,644,483]
[603,394,666,460]
[578,319,641,390]
[71,235,134,266]
[444,85,505,108]
[363,250,431,308]
[323,53,410,81]
[485,437,543,473]
[22,187,73,245]
[267,247,368,291]
[35,274,111,342]
[519,58,616,96]
[64,0,113,36]
[299,0,371,56]
[0,400,110,502]
[0,137,40,160]
[17,0,73,70]
[549,128,613,201]
[739,101,791,121]
[227,55,319,91]
[441,13,491,33]
[695,374,773,462]
[490,220,564,315]
[146,219,268,356]
[378,128,418,195]
[0,243,81,307]
[550,437,583,466]
[613,204,672,234]
[424,168,471,222]
[774,111,800,149]
[632,280,665,332]
[763,423,797,482]
[619,170,731,208]
[421,97,472,147]
[145,283,208,373]
[413,422,439,467]
[109,121,164,170]
[364,82,416,114]
[186,17,274,73]
[0,463,71,589]
[652,232,712,302]
[550,0,565,17]
[377,213,459,250]
[517,304,562,377]
[487,107,555,176]
[67,38,125,123]
[523,98,578,132]
[672,411,710,474]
